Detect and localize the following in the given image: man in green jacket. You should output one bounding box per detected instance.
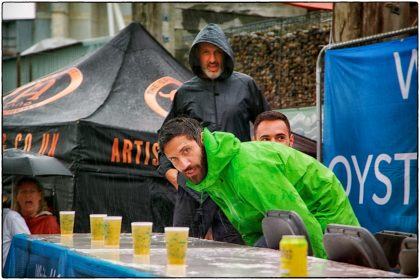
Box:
[158,117,359,258]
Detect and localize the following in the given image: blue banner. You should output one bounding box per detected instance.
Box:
[4,234,155,277]
[323,35,418,234]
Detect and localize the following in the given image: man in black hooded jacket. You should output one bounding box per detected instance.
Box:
[158,23,270,244]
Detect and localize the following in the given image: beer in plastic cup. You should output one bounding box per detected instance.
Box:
[90,214,107,241]
[104,216,122,247]
[131,222,153,255]
[164,227,189,265]
[60,211,75,235]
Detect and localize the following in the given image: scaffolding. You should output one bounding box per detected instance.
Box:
[182,10,332,44]
[225,10,332,37]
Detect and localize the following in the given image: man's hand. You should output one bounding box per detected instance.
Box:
[204,228,213,240]
[165,168,179,190]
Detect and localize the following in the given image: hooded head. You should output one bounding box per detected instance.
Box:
[189,23,234,80]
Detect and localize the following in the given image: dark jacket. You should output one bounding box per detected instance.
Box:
[158,23,270,179]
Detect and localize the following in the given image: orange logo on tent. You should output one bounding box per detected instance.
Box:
[144,76,182,117]
[3,67,83,116]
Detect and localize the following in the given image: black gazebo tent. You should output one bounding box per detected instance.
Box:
[3,22,192,232]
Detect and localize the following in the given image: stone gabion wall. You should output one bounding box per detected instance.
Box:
[230,25,330,109]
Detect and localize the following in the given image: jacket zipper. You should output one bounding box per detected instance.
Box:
[212,80,218,129]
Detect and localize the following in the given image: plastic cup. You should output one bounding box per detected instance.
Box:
[166,265,186,277]
[131,222,153,255]
[60,235,73,247]
[164,227,189,265]
[90,214,107,241]
[90,240,103,249]
[60,211,75,235]
[104,216,122,247]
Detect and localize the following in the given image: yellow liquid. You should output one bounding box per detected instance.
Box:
[90,216,105,241]
[104,218,122,247]
[60,213,75,235]
[280,236,308,277]
[132,225,152,255]
[165,230,188,265]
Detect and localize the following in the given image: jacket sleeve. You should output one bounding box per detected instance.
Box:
[248,78,271,123]
[43,216,60,234]
[234,166,327,259]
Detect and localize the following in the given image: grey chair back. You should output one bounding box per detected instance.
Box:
[399,237,418,277]
[374,230,417,269]
[323,224,390,271]
[262,210,313,256]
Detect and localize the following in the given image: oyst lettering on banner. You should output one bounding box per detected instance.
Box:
[328,152,417,206]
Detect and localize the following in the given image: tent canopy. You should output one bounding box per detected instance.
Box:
[3,22,192,232]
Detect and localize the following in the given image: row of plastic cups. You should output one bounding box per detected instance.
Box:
[59,212,123,247]
[60,212,190,265]
[90,216,191,265]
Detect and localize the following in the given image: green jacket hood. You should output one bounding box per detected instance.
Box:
[188,23,234,80]
[187,128,239,190]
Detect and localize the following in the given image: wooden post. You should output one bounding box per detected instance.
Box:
[333,2,417,43]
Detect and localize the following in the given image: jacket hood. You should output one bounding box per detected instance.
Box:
[187,128,240,191]
[188,23,234,80]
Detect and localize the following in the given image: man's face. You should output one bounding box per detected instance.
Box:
[198,42,224,80]
[164,135,206,184]
[255,120,294,147]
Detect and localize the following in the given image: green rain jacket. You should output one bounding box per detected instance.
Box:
[186,129,360,258]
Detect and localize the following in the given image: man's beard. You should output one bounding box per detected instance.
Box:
[202,66,223,80]
[185,145,208,184]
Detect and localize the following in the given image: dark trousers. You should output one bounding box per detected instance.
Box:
[173,182,244,245]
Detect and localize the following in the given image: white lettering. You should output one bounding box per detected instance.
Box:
[352,155,372,204]
[328,155,352,195]
[328,152,417,206]
[373,154,392,205]
[395,152,417,205]
[393,49,418,100]
[35,264,61,277]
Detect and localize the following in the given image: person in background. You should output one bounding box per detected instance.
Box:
[3,195,30,269]
[158,117,360,258]
[12,177,60,234]
[254,110,294,146]
[157,23,270,244]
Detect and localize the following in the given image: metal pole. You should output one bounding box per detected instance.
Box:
[107,3,115,36]
[315,45,328,161]
[112,3,125,31]
[16,52,21,87]
[314,26,417,162]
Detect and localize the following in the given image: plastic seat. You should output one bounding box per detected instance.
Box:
[374,230,417,269]
[399,237,418,277]
[261,210,313,256]
[323,224,391,271]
